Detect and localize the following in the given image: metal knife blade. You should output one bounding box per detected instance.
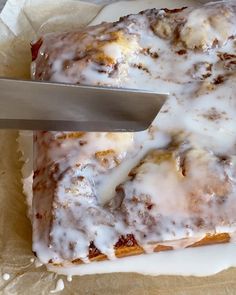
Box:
[0,78,168,132]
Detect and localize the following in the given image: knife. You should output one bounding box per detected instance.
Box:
[0,78,167,132]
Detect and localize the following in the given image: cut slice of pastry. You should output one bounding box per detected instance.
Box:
[31,1,236,269]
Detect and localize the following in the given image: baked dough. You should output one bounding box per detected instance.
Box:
[31,2,236,267]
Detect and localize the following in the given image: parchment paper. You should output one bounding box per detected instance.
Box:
[1,0,236,294]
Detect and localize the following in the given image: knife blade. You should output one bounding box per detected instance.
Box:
[0,78,167,132]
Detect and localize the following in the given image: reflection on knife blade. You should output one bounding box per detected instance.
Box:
[0,78,168,132]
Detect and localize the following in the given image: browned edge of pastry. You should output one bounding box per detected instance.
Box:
[50,233,230,266]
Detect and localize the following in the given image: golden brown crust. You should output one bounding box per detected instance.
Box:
[189,233,230,248]
[57,233,230,266]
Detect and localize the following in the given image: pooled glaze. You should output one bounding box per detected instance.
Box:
[31,1,236,272]
[50,279,64,293]
[47,242,236,277]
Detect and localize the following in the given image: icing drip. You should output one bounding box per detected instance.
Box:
[50,279,64,293]
[2,274,10,281]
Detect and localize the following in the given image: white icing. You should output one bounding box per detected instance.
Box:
[19,0,236,277]
[34,258,43,268]
[17,131,33,219]
[120,148,236,246]
[2,273,10,281]
[48,243,236,277]
[180,3,236,50]
[66,275,72,282]
[50,279,64,293]
[97,131,170,204]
